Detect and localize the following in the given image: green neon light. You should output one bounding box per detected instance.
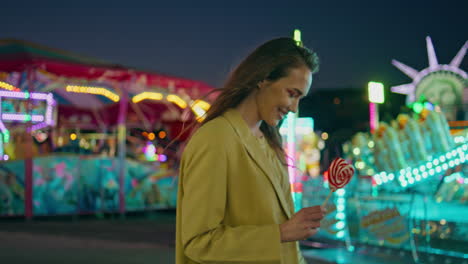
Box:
[3,131,9,143]
[294,29,301,42]
[412,102,424,113]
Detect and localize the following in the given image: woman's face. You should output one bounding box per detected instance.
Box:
[257,65,312,126]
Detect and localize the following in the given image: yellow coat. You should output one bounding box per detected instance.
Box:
[176,109,306,264]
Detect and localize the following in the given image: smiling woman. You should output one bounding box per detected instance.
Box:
[176,37,324,264]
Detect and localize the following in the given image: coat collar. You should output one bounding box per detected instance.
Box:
[222,108,292,218]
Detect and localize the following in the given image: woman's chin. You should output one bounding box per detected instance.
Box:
[264,119,280,127]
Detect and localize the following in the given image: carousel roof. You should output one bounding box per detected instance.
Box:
[0,39,215,109]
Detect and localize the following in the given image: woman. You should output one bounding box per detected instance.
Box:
[176,37,325,264]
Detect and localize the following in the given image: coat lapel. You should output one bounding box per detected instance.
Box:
[222,109,292,218]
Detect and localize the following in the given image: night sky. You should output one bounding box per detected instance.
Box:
[3,0,467,91]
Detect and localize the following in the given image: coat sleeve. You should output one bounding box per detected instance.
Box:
[179,131,282,264]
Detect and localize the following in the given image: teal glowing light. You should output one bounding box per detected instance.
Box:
[443,172,465,183]
[335,221,346,229]
[336,230,345,238]
[337,204,345,211]
[336,212,346,220]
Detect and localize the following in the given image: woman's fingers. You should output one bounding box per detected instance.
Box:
[305,221,321,229]
[306,227,319,238]
[303,212,324,221]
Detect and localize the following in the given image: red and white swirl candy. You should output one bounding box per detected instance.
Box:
[328,157,355,191]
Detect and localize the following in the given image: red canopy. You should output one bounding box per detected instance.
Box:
[0,39,215,99]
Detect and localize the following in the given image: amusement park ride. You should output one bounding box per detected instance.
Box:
[302,37,467,263]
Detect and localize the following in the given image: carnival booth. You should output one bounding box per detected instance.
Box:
[0,39,214,218]
[299,37,467,264]
[301,37,468,263]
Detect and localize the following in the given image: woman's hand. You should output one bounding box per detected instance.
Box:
[279,205,326,242]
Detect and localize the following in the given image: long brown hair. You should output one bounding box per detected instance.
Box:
[202,37,319,162]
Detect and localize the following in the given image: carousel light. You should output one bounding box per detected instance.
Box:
[0,81,20,91]
[70,133,77,141]
[31,93,49,100]
[66,85,120,102]
[132,92,163,103]
[191,99,211,122]
[0,90,30,99]
[321,132,329,140]
[158,131,167,139]
[167,94,188,109]
[159,154,167,162]
[148,132,155,140]
[0,91,55,132]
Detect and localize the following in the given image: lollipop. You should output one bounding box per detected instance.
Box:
[322,157,355,207]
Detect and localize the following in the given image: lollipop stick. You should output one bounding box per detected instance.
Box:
[322,190,333,207]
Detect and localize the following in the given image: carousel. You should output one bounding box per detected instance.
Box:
[0,39,214,218]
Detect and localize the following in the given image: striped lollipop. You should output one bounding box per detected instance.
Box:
[322,157,354,207]
[328,157,354,191]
